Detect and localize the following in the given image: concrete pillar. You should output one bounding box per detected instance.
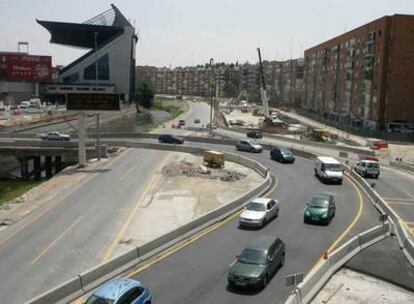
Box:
[45,156,53,179]
[33,156,41,180]
[55,156,63,173]
[20,157,29,180]
[78,112,87,167]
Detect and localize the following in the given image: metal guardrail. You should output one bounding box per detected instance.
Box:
[26,142,272,304]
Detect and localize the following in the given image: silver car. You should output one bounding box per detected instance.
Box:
[239,198,279,227]
[236,140,263,153]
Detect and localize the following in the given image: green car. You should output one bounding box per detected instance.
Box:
[228,235,285,289]
[304,193,336,225]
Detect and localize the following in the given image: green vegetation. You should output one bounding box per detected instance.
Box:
[0,180,42,206]
[136,78,155,110]
[153,101,185,118]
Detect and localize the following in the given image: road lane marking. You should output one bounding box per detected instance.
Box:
[383,197,414,203]
[0,150,131,248]
[31,215,83,264]
[125,174,278,278]
[402,221,414,238]
[101,154,170,262]
[120,166,136,181]
[386,201,414,206]
[308,174,364,273]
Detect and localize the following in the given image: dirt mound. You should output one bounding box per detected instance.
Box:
[162,161,246,182]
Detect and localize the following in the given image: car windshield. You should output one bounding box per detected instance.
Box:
[238,249,267,265]
[281,149,292,155]
[85,295,115,304]
[246,202,266,212]
[325,164,342,171]
[309,197,329,208]
[367,163,379,168]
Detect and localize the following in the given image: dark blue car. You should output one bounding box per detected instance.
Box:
[85,278,152,304]
[158,134,184,144]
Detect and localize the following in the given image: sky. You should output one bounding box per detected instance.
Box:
[0,0,413,68]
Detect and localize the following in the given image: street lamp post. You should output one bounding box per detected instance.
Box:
[94,31,101,160]
[209,58,214,130]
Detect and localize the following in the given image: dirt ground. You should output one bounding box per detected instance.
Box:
[312,268,414,304]
[114,152,264,256]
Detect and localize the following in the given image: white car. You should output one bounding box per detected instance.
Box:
[40,131,70,141]
[239,198,279,227]
[354,158,380,178]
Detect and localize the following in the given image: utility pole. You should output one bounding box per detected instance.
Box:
[209,58,214,130]
[94,31,101,160]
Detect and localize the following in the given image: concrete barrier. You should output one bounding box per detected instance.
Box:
[26,141,271,304]
[27,276,83,304]
[285,225,389,304]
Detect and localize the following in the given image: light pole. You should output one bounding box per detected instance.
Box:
[94,31,101,160]
[209,58,214,130]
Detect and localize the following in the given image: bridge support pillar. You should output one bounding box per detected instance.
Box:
[33,156,42,180]
[20,157,29,180]
[55,156,63,174]
[45,156,53,179]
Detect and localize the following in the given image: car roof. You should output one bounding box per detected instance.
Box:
[250,197,273,205]
[313,192,333,200]
[317,156,341,164]
[94,278,142,301]
[247,235,279,251]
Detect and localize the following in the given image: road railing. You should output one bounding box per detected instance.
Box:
[26,142,272,304]
[284,223,390,304]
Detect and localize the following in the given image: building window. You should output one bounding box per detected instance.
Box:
[84,54,110,81]
[63,72,79,83]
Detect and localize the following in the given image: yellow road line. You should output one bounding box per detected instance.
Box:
[126,174,278,278]
[101,155,171,262]
[308,174,364,273]
[31,215,83,264]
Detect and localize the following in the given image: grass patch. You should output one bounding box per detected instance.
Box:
[153,100,185,119]
[0,180,42,206]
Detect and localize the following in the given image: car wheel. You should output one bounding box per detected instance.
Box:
[275,208,279,218]
[304,216,309,224]
[280,254,285,267]
[262,275,268,288]
[314,168,318,176]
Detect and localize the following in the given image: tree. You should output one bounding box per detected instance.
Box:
[136,78,155,110]
[223,80,237,98]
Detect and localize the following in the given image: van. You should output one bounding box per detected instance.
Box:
[314,156,343,184]
[354,157,380,178]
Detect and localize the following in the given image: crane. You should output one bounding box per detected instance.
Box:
[257,47,271,123]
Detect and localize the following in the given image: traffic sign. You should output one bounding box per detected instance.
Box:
[67,93,120,111]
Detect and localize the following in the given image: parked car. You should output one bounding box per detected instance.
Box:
[178,119,186,126]
[236,140,263,153]
[158,134,184,144]
[85,278,152,304]
[304,193,336,225]
[239,198,279,228]
[40,131,70,141]
[246,130,263,139]
[228,235,285,289]
[354,157,380,178]
[314,156,343,184]
[194,118,201,124]
[270,147,295,163]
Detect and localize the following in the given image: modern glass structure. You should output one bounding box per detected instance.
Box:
[38,4,138,102]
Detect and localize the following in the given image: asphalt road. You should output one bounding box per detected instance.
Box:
[371,167,414,238]
[0,148,169,304]
[120,140,381,304]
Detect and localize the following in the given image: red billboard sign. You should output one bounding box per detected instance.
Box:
[2,53,52,82]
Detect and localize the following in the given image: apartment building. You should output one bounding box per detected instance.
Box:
[137,59,303,105]
[303,14,414,132]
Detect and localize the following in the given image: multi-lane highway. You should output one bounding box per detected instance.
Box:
[0,101,412,303]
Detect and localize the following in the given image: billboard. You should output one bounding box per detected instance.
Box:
[67,93,121,111]
[2,53,52,82]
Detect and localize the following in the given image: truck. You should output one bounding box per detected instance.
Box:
[203,150,224,168]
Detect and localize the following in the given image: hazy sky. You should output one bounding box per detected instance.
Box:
[0,0,412,67]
